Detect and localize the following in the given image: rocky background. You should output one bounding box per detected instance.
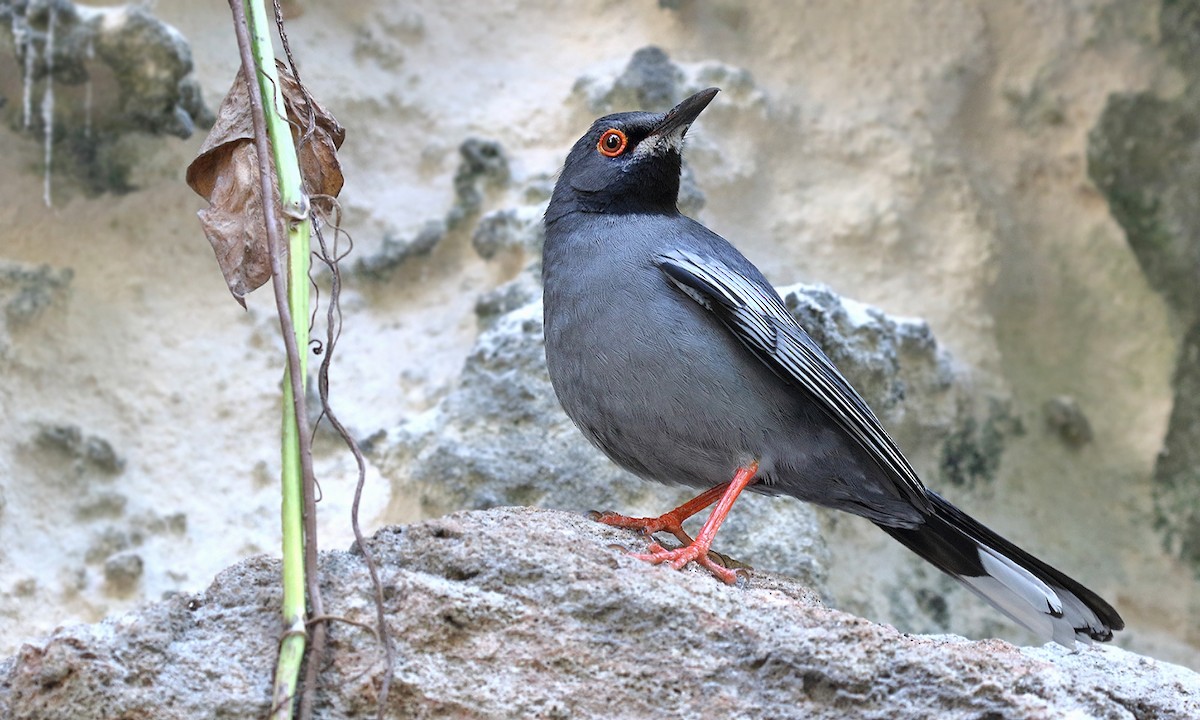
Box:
[0,0,1197,689]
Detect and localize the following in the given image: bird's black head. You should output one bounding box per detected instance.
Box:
[546,88,719,224]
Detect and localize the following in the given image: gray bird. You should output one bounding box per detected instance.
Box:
[541,87,1123,646]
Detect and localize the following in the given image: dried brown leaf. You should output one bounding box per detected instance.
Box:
[279,66,345,199]
[186,60,345,307]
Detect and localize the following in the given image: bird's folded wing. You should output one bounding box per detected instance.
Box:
[655,248,930,512]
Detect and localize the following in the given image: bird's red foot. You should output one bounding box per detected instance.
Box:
[631,539,740,585]
[589,509,694,546]
[591,511,742,580]
[590,479,734,545]
[589,463,759,584]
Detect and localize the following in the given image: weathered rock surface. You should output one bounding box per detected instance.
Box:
[0,260,72,356]
[1,507,1195,719]
[0,0,213,195]
[1088,0,1200,577]
[356,137,511,279]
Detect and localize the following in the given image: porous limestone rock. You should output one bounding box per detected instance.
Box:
[1,508,1195,720]
[0,0,212,194]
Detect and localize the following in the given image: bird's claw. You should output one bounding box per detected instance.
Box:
[591,508,750,585]
[631,543,740,585]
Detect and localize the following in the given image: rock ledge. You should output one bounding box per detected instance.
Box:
[1,507,1195,719]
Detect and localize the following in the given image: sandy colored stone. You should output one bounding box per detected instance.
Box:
[2,508,1197,719]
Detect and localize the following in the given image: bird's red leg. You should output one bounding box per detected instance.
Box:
[592,480,732,546]
[598,462,759,585]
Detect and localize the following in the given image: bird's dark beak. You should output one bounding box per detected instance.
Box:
[649,87,720,140]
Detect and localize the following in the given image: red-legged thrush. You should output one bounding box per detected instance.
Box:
[541,87,1123,646]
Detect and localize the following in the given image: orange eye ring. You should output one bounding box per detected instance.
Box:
[597,128,628,157]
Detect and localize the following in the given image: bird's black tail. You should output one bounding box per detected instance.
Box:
[875,491,1124,645]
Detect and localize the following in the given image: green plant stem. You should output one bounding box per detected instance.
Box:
[245,0,308,641]
[231,0,314,718]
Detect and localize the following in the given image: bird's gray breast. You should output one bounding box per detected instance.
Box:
[542,222,779,489]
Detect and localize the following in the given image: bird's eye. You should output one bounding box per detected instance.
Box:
[597,128,628,157]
